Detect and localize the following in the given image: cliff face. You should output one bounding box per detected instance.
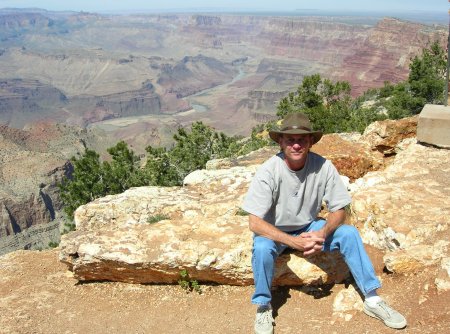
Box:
[70,86,162,127]
[156,55,237,98]
[0,79,68,127]
[0,12,53,29]
[0,78,162,128]
[255,19,369,64]
[336,18,448,95]
[0,122,114,255]
[251,17,447,96]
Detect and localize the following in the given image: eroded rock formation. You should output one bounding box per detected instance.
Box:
[350,140,450,279]
[0,122,114,255]
[157,55,237,98]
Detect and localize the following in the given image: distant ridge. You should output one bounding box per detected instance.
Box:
[292,9,447,25]
[0,7,446,25]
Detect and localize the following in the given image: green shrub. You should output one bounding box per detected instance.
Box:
[147,214,170,224]
[178,269,202,294]
[62,222,76,234]
[59,123,245,220]
[235,208,249,216]
[48,241,59,248]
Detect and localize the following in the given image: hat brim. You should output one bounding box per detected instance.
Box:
[269,129,323,145]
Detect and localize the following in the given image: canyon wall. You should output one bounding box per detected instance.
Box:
[0,122,114,255]
[0,10,446,139]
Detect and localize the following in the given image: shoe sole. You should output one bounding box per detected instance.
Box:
[363,306,407,329]
[254,329,273,334]
[254,325,273,334]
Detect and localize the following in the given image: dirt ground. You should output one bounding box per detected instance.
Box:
[1,249,450,334]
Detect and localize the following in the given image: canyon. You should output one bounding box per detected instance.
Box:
[0,121,115,254]
[0,9,449,332]
[0,8,447,254]
[0,9,447,149]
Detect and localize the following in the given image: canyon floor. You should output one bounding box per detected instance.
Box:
[1,249,449,334]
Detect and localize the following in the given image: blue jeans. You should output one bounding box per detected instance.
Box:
[251,219,381,305]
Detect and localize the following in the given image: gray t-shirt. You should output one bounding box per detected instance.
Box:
[242,151,351,232]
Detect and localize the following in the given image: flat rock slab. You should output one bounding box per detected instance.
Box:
[60,167,349,286]
[60,215,349,286]
[417,104,450,148]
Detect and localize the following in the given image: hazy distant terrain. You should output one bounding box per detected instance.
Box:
[0,8,447,150]
[0,7,447,254]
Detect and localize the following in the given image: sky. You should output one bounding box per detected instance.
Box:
[0,0,447,13]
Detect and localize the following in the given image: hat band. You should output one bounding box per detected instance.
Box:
[281,125,312,132]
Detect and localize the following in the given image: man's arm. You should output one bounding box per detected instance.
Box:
[321,208,346,237]
[249,214,324,253]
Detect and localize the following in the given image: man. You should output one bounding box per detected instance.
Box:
[242,112,406,334]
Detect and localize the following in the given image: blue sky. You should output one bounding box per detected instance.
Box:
[0,0,447,13]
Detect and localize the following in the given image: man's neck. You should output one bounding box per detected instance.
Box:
[284,153,308,171]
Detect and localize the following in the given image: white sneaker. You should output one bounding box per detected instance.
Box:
[254,306,274,334]
[363,299,407,329]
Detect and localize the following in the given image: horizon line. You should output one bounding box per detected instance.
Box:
[0,7,446,14]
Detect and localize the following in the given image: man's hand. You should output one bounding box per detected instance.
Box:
[297,209,348,256]
[249,214,329,255]
[301,229,326,240]
[249,214,325,254]
[288,233,324,256]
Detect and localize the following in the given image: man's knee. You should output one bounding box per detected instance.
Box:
[335,224,361,242]
[252,237,278,261]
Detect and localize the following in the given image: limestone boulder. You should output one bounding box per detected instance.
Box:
[313,134,384,181]
[350,139,450,279]
[383,241,449,273]
[361,116,417,155]
[60,165,350,286]
[332,284,364,322]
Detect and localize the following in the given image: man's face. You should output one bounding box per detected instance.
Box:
[279,133,313,171]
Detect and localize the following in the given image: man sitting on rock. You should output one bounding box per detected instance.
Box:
[242,112,406,334]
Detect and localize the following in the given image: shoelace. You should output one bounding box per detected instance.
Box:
[256,309,274,324]
[376,301,397,317]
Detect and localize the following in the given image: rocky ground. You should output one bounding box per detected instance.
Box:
[1,249,449,334]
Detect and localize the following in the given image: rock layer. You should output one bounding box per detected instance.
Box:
[0,11,445,141]
[0,122,114,254]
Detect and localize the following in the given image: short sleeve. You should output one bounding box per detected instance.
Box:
[322,162,352,212]
[242,165,275,218]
